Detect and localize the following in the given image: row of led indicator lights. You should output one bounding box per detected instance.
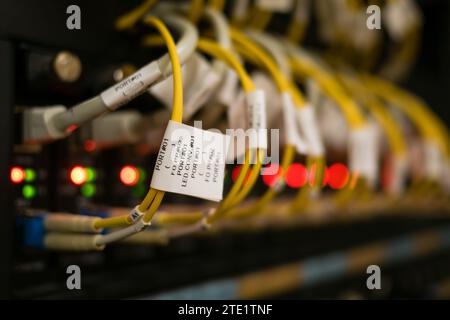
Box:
[10,167,38,199]
[11,165,148,199]
[232,163,352,190]
[71,165,149,197]
[70,165,148,198]
[71,164,348,190]
[69,166,98,198]
[11,163,351,201]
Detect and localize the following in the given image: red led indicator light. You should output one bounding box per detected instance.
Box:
[120,166,139,186]
[231,165,242,182]
[84,140,97,152]
[327,163,350,190]
[285,163,308,189]
[262,164,283,187]
[10,167,25,184]
[70,166,87,186]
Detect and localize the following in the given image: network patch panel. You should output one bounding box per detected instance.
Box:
[1,0,450,302]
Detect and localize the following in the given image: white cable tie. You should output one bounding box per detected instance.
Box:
[128,206,145,223]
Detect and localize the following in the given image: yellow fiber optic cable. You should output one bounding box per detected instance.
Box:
[286,0,310,44]
[288,52,372,208]
[143,35,265,224]
[193,39,266,223]
[362,75,450,200]
[115,0,159,31]
[361,75,448,159]
[208,0,225,12]
[338,73,407,158]
[247,7,273,31]
[379,3,422,82]
[94,16,183,229]
[227,30,312,216]
[289,59,366,129]
[189,0,205,23]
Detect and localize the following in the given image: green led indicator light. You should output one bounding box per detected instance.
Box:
[137,167,146,183]
[132,184,146,198]
[86,167,97,182]
[24,168,36,182]
[22,185,37,199]
[81,183,96,198]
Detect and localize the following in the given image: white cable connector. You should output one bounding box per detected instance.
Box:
[121,229,169,245]
[147,9,228,121]
[246,30,292,80]
[44,213,102,233]
[296,104,325,157]
[348,123,381,189]
[423,140,444,182]
[386,155,408,195]
[167,208,212,239]
[44,233,105,251]
[23,106,69,144]
[281,93,308,154]
[246,89,268,150]
[43,209,149,250]
[89,111,143,148]
[95,218,150,246]
[23,15,198,145]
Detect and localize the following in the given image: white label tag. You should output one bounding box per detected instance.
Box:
[387,155,408,195]
[246,90,268,149]
[252,72,282,128]
[184,70,222,117]
[151,121,230,202]
[293,0,311,23]
[384,0,421,40]
[351,13,379,50]
[424,141,443,181]
[306,79,322,108]
[149,53,221,120]
[217,68,240,107]
[318,98,348,150]
[227,74,275,160]
[296,104,325,156]
[349,124,380,188]
[281,93,308,154]
[256,0,294,12]
[227,90,247,130]
[226,90,247,162]
[101,61,161,110]
[232,0,250,20]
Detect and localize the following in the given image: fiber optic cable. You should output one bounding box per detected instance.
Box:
[115,0,159,31]
[143,34,265,226]
[247,6,272,31]
[285,44,377,209]
[286,0,311,44]
[225,29,315,218]
[188,0,205,23]
[362,75,450,195]
[94,16,183,233]
[247,31,327,212]
[337,71,409,196]
[208,0,225,12]
[30,14,198,146]
[193,39,266,224]
[41,16,188,250]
